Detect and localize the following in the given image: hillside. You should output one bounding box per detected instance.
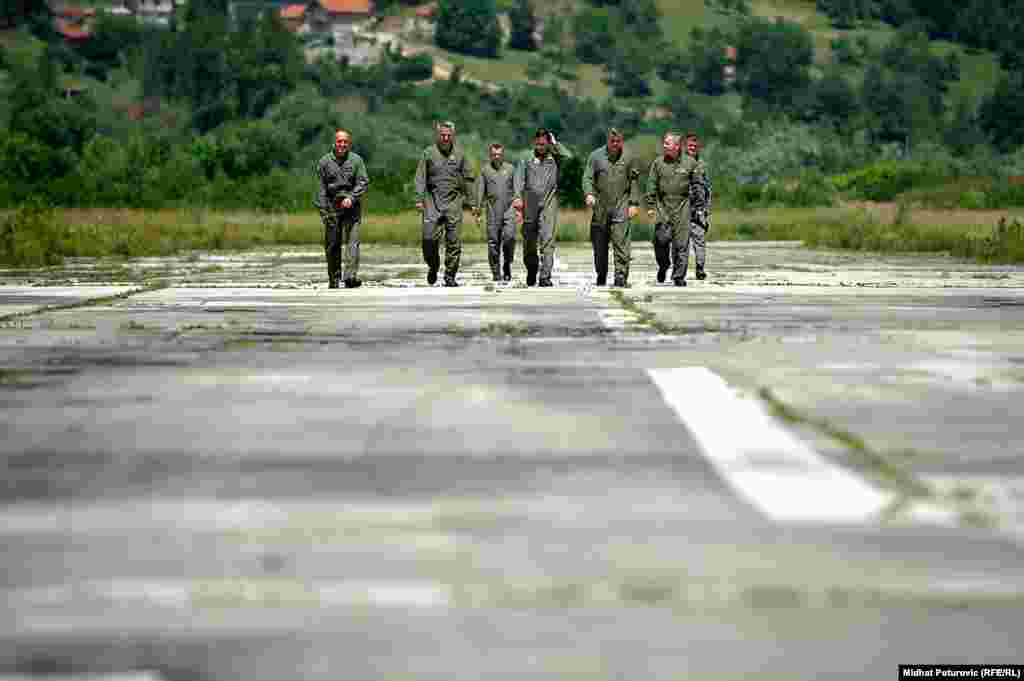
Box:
[406,0,1003,112]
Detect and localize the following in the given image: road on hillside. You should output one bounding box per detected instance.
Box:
[1,242,1023,680]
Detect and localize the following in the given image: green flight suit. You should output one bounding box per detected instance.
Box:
[582,146,642,285]
[314,149,370,286]
[414,142,475,283]
[513,141,572,286]
[646,154,700,283]
[475,160,518,280]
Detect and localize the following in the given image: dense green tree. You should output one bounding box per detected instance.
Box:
[979,72,1024,152]
[735,17,814,112]
[573,7,617,65]
[817,0,876,28]
[619,0,661,43]
[802,70,860,131]
[507,0,537,51]
[435,0,501,59]
[604,38,654,99]
[663,26,731,95]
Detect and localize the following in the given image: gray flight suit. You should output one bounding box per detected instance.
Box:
[688,157,713,276]
[513,142,572,286]
[414,142,475,283]
[475,160,517,280]
[314,149,370,287]
[582,146,642,286]
[646,154,700,283]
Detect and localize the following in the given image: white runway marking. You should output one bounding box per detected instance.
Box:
[648,366,891,524]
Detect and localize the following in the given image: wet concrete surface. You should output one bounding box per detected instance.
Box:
[1,242,1023,679]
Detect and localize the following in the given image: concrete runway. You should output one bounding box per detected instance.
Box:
[1,242,1023,680]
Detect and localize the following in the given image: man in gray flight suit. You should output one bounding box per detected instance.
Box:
[474,142,517,282]
[414,121,476,287]
[646,131,700,286]
[512,128,572,287]
[314,128,370,289]
[582,128,642,287]
[685,132,713,281]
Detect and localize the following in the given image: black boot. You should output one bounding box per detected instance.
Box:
[696,265,706,280]
[526,270,537,287]
[502,243,514,282]
[674,279,687,287]
[344,278,362,289]
[444,276,459,287]
[657,266,668,283]
[422,240,440,285]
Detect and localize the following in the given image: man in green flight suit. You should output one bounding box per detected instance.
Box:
[646,131,701,286]
[474,142,518,282]
[512,128,572,287]
[582,128,642,287]
[314,128,370,289]
[414,121,476,287]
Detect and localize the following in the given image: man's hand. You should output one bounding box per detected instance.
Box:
[646,209,656,220]
[627,205,639,220]
[337,196,353,210]
[512,198,523,211]
[471,207,481,218]
[584,194,596,208]
[415,201,424,212]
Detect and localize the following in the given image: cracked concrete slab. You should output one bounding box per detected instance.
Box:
[1,242,1023,679]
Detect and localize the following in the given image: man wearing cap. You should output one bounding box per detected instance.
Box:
[314,128,370,289]
[582,128,642,287]
[414,121,476,287]
[512,128,572,287]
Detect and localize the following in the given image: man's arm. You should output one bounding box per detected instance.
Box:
[347,155,370,202]
[581,149,597,202]
[512,159,525,211]
[473,167,486,216]
[413,150,428,207]
[460,154,476,210]
[690,161,712,228]
[645,159,660,218]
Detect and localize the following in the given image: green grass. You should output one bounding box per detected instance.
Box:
[4,204,1024,263]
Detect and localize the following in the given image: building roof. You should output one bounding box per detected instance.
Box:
[54,17,92,39]
[52,4,96,17]
[316,0,372,15]
[280,3,306,18]
[414,2,436,18]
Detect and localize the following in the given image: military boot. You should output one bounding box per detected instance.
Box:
[526,269,537,287]
[502,243,514,282]
[344,278,362,289]
[696,265,706,280]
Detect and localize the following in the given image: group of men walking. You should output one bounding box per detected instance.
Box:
[314,124,712,290]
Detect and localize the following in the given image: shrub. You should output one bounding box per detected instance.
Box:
[0,200,68,266]
[830,161,944,201]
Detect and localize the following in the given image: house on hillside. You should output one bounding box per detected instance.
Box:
[134,0,178,25]
[50,4,95,42]
[304,0,372,41]
[278,2,307,32]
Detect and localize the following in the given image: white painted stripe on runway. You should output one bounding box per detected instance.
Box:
[648,366,891,524]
